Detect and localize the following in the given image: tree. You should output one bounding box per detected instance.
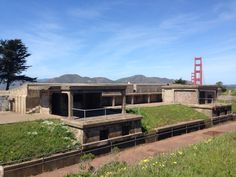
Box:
[0,39,36,90]
[216,81,227,92]
[174,78,187,85]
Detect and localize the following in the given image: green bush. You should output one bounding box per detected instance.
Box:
[80,153,96,161]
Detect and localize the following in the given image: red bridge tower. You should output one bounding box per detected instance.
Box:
[192,57,203,85]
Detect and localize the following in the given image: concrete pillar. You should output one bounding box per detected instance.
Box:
[0,165,4,177]
[205,91,208,104]
[63,91,74,118]
[147,95,151,103]
[22,96,26,114]
[16,96,19,113]
[121,91,126,114]
[196,90,200,104]
[20,96,23,114]
[112,96,116,107]
[49,92,52,114]
[131,95,134,104]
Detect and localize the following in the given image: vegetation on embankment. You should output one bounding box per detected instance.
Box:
[66,132,236,177]
[127,104,208,132]
[0,120,80,165]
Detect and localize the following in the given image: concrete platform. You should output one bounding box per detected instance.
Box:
[188,103,232,109]
[62,113,142,128]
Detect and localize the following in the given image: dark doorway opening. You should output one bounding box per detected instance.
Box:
[122,124,131,135]
[100,129,109,140]
[51,93,68,116]
[199,91,205,104]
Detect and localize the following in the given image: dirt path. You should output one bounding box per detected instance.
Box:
[35,121,236,177]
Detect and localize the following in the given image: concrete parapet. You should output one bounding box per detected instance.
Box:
[0,166,3,177]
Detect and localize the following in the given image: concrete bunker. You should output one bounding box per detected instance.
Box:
[162,85,218,105]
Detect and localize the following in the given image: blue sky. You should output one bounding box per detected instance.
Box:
[0,0,236,84]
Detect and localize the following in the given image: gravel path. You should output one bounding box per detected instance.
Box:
[35,121,236,177]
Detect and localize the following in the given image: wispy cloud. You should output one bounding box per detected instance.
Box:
[1,0,235,83]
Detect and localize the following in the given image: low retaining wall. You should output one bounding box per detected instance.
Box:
[4,150,82,177]
[3,113,236,177]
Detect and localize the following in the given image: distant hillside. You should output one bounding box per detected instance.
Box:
[44,74,173,84]
[225,85,236,89]
[115,75,173,84]
[46,74,114,83]
[0,81,25,90]
[0,74,175,90]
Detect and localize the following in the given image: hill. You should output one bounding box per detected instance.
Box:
[115,75,173,84]
[46,74,113,83]
[44,74,173,84]
[0,74,174,89]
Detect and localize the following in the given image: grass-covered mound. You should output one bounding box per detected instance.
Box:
[0,119,80,165]
[67,132,236,177]
[127,104,208,132]
[232,102,236,112]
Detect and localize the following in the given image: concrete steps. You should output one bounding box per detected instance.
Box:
[26,106,40,114]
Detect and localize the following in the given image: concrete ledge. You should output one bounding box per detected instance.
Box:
[155,119,205,132]
[3,149,82,177]
[82,132,143,149]
[63,114,142,128]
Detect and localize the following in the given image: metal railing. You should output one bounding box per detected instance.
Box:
[2,114,235,176]
[198,98,215,104]
[72,107,121,118]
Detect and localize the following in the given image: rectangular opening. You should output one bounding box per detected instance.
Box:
[100,129,109,140]
[122,125,131,136]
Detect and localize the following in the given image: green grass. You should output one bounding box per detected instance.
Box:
[217,99,236,112]
[127,104,208,132]
[230,89,236,96]
[66,132,236,177]
[0,119,80,165]
[232,103,236,112]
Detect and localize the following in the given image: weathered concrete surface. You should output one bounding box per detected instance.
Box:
[162,85,218,105]
[0,166,3,177]
[35,121,236,177]
[63,113,142,144]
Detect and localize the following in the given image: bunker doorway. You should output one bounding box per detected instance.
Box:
[51,93,68,116]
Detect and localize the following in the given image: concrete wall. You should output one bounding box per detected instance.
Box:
[40,91,50,114]
[162,89,174,103]
[126,84,162,93]
[162,88,199,104]
[194,105,232,117]
[0,97,9,111]
[135,84,162,93]
[174,90,198,104]
[79,120,142,144]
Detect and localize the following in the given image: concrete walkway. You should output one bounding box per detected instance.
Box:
[35,121,236,177]
[0,112,61,124]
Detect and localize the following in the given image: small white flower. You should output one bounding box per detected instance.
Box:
[27,131,38,135]
[42,120,54,125]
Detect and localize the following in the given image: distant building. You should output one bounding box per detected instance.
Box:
[162,84,232,117]
[162,85,218,104]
